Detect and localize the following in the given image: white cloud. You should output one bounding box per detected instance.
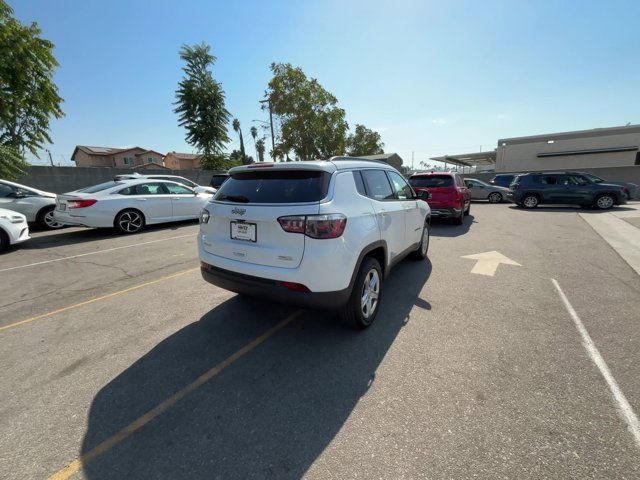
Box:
[430,118,448,125]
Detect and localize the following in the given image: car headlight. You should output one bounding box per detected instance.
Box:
[0,214,24,224]
[199,209,210,224]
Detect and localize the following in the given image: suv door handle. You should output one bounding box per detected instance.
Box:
[171,197,180,200]
[136,198,147,201]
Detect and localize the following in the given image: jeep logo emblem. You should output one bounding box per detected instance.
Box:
[231,207,246,216]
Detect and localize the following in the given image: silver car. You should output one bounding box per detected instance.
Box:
[0,179,64,229]
[464,178,511,203]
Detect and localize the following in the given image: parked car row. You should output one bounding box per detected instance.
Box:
[0,174,220,251]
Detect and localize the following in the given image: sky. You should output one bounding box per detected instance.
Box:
[12,0,640,167]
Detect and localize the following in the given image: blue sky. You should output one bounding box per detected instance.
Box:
[13,0,640,167]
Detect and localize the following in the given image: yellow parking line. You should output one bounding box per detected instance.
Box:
[49,310,302,480]
[0,267,200,333]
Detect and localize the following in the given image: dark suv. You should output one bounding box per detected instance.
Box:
[509,172,627,209]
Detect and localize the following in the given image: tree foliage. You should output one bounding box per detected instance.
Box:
[0,0,63,175]
[346,124,384,156]
[255,138,266,162]
[0,145,28,180]
[174,43,230,170]
[265,63,348,161]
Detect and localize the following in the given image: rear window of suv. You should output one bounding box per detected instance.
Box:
[214,169,331,204]
[409,175,453,187]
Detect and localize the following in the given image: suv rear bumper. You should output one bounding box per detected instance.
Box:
[200,262,351,310]
[429,207,461,218]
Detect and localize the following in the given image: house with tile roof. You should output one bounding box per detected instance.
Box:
[71,146,165,168]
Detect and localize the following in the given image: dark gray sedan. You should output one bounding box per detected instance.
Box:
[464,179,511,203]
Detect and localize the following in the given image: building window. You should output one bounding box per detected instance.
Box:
[149,157,158,164]
[123,156,134,166]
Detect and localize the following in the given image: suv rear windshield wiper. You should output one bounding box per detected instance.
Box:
[217,194,250,203]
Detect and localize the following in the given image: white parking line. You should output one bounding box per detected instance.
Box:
[552,279,640,448]
[0,234,195,273]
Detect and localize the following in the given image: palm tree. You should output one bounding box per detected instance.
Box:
[232,118,247,164]
[250,126,258,161]
[255,138,266,163]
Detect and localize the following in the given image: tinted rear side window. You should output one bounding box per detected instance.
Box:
[361,170,394,200]
[210,175,229,188]
[215,170,331,204]
[409,176,454,187]
[352,171,367,196]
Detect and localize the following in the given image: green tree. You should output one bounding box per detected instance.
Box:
[0,0,63,178]
[255,138,266,162]
[250,125,258,161]
[265,63,348,160]
[0,145,29,180]
[346,124,384,156]
[174,42,230,170]
[229,149,253,165]
[232,118,249,164]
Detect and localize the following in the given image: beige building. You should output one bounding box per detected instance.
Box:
[496,124,640,172]
[164,152,203,170]
[72,146,165,168]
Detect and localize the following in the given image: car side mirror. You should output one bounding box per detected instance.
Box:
[12,192,26,198]
[416,190,431,201]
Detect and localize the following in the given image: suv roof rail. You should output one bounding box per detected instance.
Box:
[329,156,389,165]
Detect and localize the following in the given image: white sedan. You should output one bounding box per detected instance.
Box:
[0,208,30,252]
[0,179,63,229]
[54,179,212,234]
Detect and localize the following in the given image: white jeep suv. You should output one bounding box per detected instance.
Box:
[198,157,431,328]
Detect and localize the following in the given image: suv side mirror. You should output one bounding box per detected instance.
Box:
[416,190,431,201]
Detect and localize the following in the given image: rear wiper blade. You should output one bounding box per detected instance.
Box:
[219,194,249,203]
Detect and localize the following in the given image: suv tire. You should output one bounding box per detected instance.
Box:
[340,256,382,329]
[454,205,464,225]
[595,194,615,210]
[522,194,539,209]
[411,221,430,260]
[464,202,471,216]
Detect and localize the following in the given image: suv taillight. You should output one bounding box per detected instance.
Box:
[68,199,98,208]
[278,214,347,239]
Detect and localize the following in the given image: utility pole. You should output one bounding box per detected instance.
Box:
[411,151,414,170]
[46,149,54,167]
[259,98,276,161]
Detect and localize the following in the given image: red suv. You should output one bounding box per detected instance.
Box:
[408,172,471,224]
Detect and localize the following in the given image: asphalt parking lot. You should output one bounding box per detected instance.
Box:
[1,202,639,479]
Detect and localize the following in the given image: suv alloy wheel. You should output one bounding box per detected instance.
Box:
[340,257,382,329]
[522,194,539,208]
[595,194,615,210]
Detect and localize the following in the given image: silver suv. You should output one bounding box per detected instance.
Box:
[198,157,431,328]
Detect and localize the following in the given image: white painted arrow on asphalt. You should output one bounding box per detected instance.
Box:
[462,251,522,276]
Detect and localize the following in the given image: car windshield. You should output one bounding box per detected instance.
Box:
[215,170,331,203]
[409,176,453,187]
[77,181,124,193]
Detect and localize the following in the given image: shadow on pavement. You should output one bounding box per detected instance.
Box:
[23,220,198,250]
[79,258,432,479]
[430,214,475,237]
